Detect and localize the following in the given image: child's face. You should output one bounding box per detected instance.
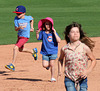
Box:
[16,13,25,19]
[68,27,80,42]
[45,21,51,31]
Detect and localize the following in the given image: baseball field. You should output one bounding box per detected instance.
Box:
[0,0,100,91]
[0,37,100,91]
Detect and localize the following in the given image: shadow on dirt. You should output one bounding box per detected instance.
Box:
[0,71,10,76]
[0,70,28,76]
[6,78,43,82]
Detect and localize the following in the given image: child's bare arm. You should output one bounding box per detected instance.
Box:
[58,48,65,76]
[30,19,34,32]
[36,29,40,39]
[53,29,61,43]
[85,45,96,73]
[80,45,97,79]
[15,26,25,31]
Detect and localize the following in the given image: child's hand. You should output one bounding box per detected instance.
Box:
[30,28,34,32]
[53,29,56,34]
[36,29,40,34]
[58,71,62,76]
[36,29,40,39]
[20,26,26,29]
[79,70,89,79]
[57,72,62,82]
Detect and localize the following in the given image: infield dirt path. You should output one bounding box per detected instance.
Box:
[0,37,100,91]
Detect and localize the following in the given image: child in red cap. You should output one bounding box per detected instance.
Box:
[5,5,38,71]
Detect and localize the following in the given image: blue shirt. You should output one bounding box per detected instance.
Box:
[14,15,33,38]
[38,30,59,55]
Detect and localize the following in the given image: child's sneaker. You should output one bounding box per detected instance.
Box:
[5,63,15,71]
[46,66,50,70]
[51,78,56,82]
[32,48,38,60]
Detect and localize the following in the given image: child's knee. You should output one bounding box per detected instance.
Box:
[13,46,18,51]
[19,48,23,52]
[49,60,55,67]
[42,61,49,68]
[43,64,49,68]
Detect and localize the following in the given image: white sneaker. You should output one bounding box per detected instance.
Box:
[51,78,56,82]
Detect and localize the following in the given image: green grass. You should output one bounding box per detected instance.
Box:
[0,0,100,45]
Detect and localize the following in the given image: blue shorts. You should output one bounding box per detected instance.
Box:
[42,54,57,61]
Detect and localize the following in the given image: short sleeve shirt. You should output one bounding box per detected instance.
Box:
[38,30,59,55]
[62,42,88,82]
[14,15,33,38]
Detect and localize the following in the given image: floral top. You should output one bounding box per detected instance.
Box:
[62,42,88,82]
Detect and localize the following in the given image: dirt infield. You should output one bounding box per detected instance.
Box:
[0,37,100,91]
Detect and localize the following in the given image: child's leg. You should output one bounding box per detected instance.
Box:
[12,37,27,64]
[49,59,55,79]
[5,37,37,71]
[12,45,19,64]
[19,47,33,54]
[16,37,37,59]
[5,45,18,71]
[16,37,31,53]
[19,47,38,60]
[79,78,88,91]
[42,60,49,68]
[42,55,49,68]
[64,77,76,91]
[49,54,57,81]
[13,47,34,64]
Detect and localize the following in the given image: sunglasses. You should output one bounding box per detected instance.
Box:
[16,13,22,15]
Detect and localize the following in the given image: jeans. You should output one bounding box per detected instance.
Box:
[64,77,88,91]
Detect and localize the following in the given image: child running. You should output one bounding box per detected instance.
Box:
[5,5,38,71]
[36,17,61,82]
[58,22,96,91]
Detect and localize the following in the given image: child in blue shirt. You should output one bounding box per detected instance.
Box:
[36,17,61,82]
[5,5,38,71]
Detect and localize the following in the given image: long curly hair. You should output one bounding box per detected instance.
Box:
[64,22,95,51]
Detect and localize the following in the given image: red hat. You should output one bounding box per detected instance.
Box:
[38,17,54,31]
